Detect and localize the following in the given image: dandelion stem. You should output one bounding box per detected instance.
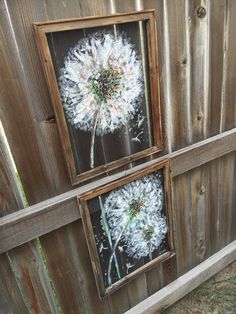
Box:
[99,197,121,280]
[108,217,132,285]
[90,110,99,168]
[149,247,153,261]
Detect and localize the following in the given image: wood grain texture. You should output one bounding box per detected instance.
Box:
[172,173,192,275]
[0,254,29,314]
[208,0,226,136]
[221,0,236,131]
[230,153,236,242]
[218,152,235,248]
[0,121,58,313]
[161,0,191,151]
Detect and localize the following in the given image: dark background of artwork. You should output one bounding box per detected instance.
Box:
[87,170,169,289]
[47,21,153,175]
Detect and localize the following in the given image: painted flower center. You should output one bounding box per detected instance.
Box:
[129,199,145,217]
[142,225,155,241]
[88,68,121,103]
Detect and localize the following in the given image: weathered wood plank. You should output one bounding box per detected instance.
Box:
[0,125,28,312]
[162,0,191,151]
[0,0,70,204]
[207,159,221,255]
[208,0,226,136]
[190,167,207,266]
[1,128,236,254]
[221,0,236,131]
[0,254,29,314]
[0,117,58,313]
[189,0,210,143]
[172,173,192,275]
[219,152,235,248]
[124,240,236,314]
[231,152,236,242]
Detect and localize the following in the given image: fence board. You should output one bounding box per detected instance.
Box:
[163,0,191,151]
[0,254,29,314]
[207,159,220,255]
[208,0,226,136]
[0,123,57,313]
[221,0,236,131]
[219,152,235,248]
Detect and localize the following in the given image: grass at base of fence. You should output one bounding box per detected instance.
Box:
[16,172,62,314]
[162,260,236,314]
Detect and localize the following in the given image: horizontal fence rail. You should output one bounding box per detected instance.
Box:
[1,127,236,255]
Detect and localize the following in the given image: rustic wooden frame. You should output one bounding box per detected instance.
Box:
[78,160,174,298]
[33,10,162,185]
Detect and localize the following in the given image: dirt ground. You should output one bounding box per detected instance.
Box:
[162,261,236,314]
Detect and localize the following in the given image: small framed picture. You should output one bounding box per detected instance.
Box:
[34,10,162,185]
[78,161,174,298]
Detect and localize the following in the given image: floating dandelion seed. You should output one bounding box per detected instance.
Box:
[103,173,167,284]
[59,32,143,168]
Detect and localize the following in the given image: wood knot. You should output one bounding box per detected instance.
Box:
[196,7,206,18]
[200,186,206,195]
[181,58,187,65]
[44,115,56,124]
[197,112,203,121]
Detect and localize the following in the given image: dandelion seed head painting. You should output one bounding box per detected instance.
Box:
[59,32,143,136]
[86,169,169,292]
[58,30,145,169]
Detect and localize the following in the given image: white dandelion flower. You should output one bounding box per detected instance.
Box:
[59,32,143,168]
[103,174,164,241]
[125,213,167,259]
[103,173,167,260]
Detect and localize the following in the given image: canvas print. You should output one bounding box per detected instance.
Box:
[34,11,162,184]
[79,162,173,297]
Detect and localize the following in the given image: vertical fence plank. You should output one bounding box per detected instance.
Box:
[219,0,236,249]
[187,0,211,271]
[0,255,29,314]
[208,0,226,137]
[230,153,236,242]
[162,0,191,151]
[189,0,210,143]
[173,173,193,275]
[0,125,57,313]
[218,153,235,248]
[221,0,236,131]
[0,126,28,313]
[190,167,208,266]
[207,159,220,256]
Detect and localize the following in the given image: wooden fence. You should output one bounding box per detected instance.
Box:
[0,0,236,313]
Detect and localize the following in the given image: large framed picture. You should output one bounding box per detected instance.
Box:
[78,161,174,298]
[34,10,162,185]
